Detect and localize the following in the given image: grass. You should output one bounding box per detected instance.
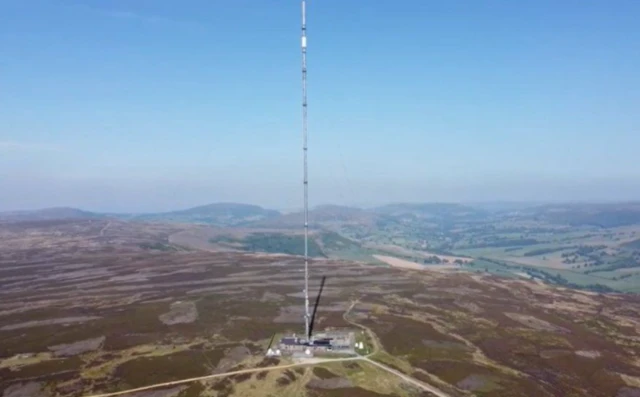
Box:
[521,246,575,257]
[319,231,362,251]
[113,349,225,389]
[318,361,419,397]
[354,330,374,355]
[177,382,206,397]
[621,284,640,293]
[227,367,310,397]
[209,232,326,257]
[313,367,336,379]
[4,356,83,379]
[81,343,192,380]
[549,268,618,286]
[138,242,178,251]
[461,256,638,293]
[0,352,53,369]
[505,328,573,349]
[325,248,387,265]
[243,233,326,257]
[463,259,520,278]
[370,351,414,375]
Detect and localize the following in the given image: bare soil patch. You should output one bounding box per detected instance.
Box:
[2,382,48,397]
[373,255,421,270]
[374,255,458,271]
[504,312,570,333]
[48,336,105,357]
[456,374,493,391]
[617,387,640,397]
[575,350,601,358]
[260,291,285,302]
[158,301,198,325]
[374,244,471,263]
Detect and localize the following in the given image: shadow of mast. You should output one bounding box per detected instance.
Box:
[308,275,326,340]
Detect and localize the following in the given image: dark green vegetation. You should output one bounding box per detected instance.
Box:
[139,242,179,251]
[207,230,383,263]
[522,246,572,256]
[210,232,326,257]
[522,267,617,293]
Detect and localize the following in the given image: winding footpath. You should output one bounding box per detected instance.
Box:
[98,221,112,237]
[84,301,450,397]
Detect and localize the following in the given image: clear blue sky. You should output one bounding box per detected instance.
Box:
[1,0,639,212]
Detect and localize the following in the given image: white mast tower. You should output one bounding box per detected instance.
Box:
[301,0,311,342]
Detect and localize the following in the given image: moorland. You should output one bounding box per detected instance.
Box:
[1,204,640,396]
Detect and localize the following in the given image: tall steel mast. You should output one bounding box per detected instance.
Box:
[301,0,311,341]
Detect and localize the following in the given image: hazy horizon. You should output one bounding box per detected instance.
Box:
[2,1,639,213]
[1,183,639,214]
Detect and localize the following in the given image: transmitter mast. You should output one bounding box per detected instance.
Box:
[301,0,310,341]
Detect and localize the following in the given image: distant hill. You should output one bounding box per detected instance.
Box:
[9,202,639,230]
[530,203,640,228]
[373,202,488,220]
[464,202,546,213]
[0,203,281,227]
[0,207,103,222]
[248,204,378,229]
[129,203,281,227]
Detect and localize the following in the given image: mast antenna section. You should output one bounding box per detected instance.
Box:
[301,0,311,342]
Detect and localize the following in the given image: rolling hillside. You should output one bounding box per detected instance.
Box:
[205,229,378,261]
[248,204,379,229]
[0,203,280,227]
[0,207,103,222]
[129,203,280,226]
[373,202,489,220]
[529,202,640,228]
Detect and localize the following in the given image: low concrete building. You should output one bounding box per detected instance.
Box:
[271,329,356,357]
